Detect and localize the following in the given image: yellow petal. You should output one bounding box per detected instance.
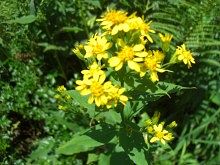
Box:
[128,61,140,72]
[95,97,101,107]
[115,62,123,71]
[112,26,119,35]
[133,44,144,51]
[88,96,94,104]
[109,57,121,67]
[161,139,166,145]
[81,89,91,95]
[135,52,148,57]
[122,23,129,32]
[75,86,84,91]
[150,137,159,143]
[99,74,106,84]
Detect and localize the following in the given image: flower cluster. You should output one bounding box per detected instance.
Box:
[75,62,128,108]
[73,9,195,110]
[143,112,177,145]
[54,85,71,110]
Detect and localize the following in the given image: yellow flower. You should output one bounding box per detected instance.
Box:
[168,121,177,128]
[72,43,84,60]
[175,44,195,68]
[58,105,67,111]
[76,74,108,107]
[76,72,128,108]
[127,16,155,43]
[159,33,173,43]
[140,51,166,82]
[153,50,165,63]
[54,94,61,99]
[57,85,67,92]
[106,86,128,108]
[108,44,147,72]
[84,34,111,60]
[150,124,174,144]
[81,62,105,79]
[97,10,130,35]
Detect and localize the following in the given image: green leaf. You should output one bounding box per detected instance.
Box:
[87,153,99,164]
[85,124,117,143]
[68,90,95,111]
[61,27,83,33]
[98,110,121,124]
[98,154,110,165]
[110,152,133,164]
[85,0,101,9]
[200,59,220,67]
[210,92,220,106]
[57,124,116,155]
[29,137,55,160]
[0,37,3,46]
[57,134,103,155]
[129,148,148,165]
[7,15,36,24]
[38,43,67,52]
[118,122,149,164]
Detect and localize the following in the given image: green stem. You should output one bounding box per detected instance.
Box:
[54,53,67,81]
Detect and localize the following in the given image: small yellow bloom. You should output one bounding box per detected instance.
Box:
[150,124,174,144]
[57,85,67,92]
[106,86,128,108]
[58,105,67,110]
[84,34,111,60]
[139,21,155,43]
[159,33,173,43]
[76,74,108,107]
[140,51,166,82]
[127,16,155,43]
[76,73,128,108]
[175,44,195,68]
[72,43,84,60]
[168,121,177,128]
[97,10,130,35]
[81,62,105,79]
[54,94,61,99]
[108,44,147,72]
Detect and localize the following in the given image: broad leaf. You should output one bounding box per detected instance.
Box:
[7,15,36,24]
[57,134,103,155]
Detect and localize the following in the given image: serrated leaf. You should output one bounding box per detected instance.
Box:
[7,15,36,24]
[57,134,103,155]
[57,124,116,155]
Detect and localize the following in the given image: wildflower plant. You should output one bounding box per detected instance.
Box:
[57,9,195,164]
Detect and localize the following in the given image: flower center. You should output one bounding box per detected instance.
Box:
[93,44,103,54]
[118,46,134,61]
[91,82,104,97]
[156,131,164,139]
[145,58,157,71]
[105,11,127,24]
[183,52,192,60]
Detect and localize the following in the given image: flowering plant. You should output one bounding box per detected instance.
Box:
[56,9,195,164]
